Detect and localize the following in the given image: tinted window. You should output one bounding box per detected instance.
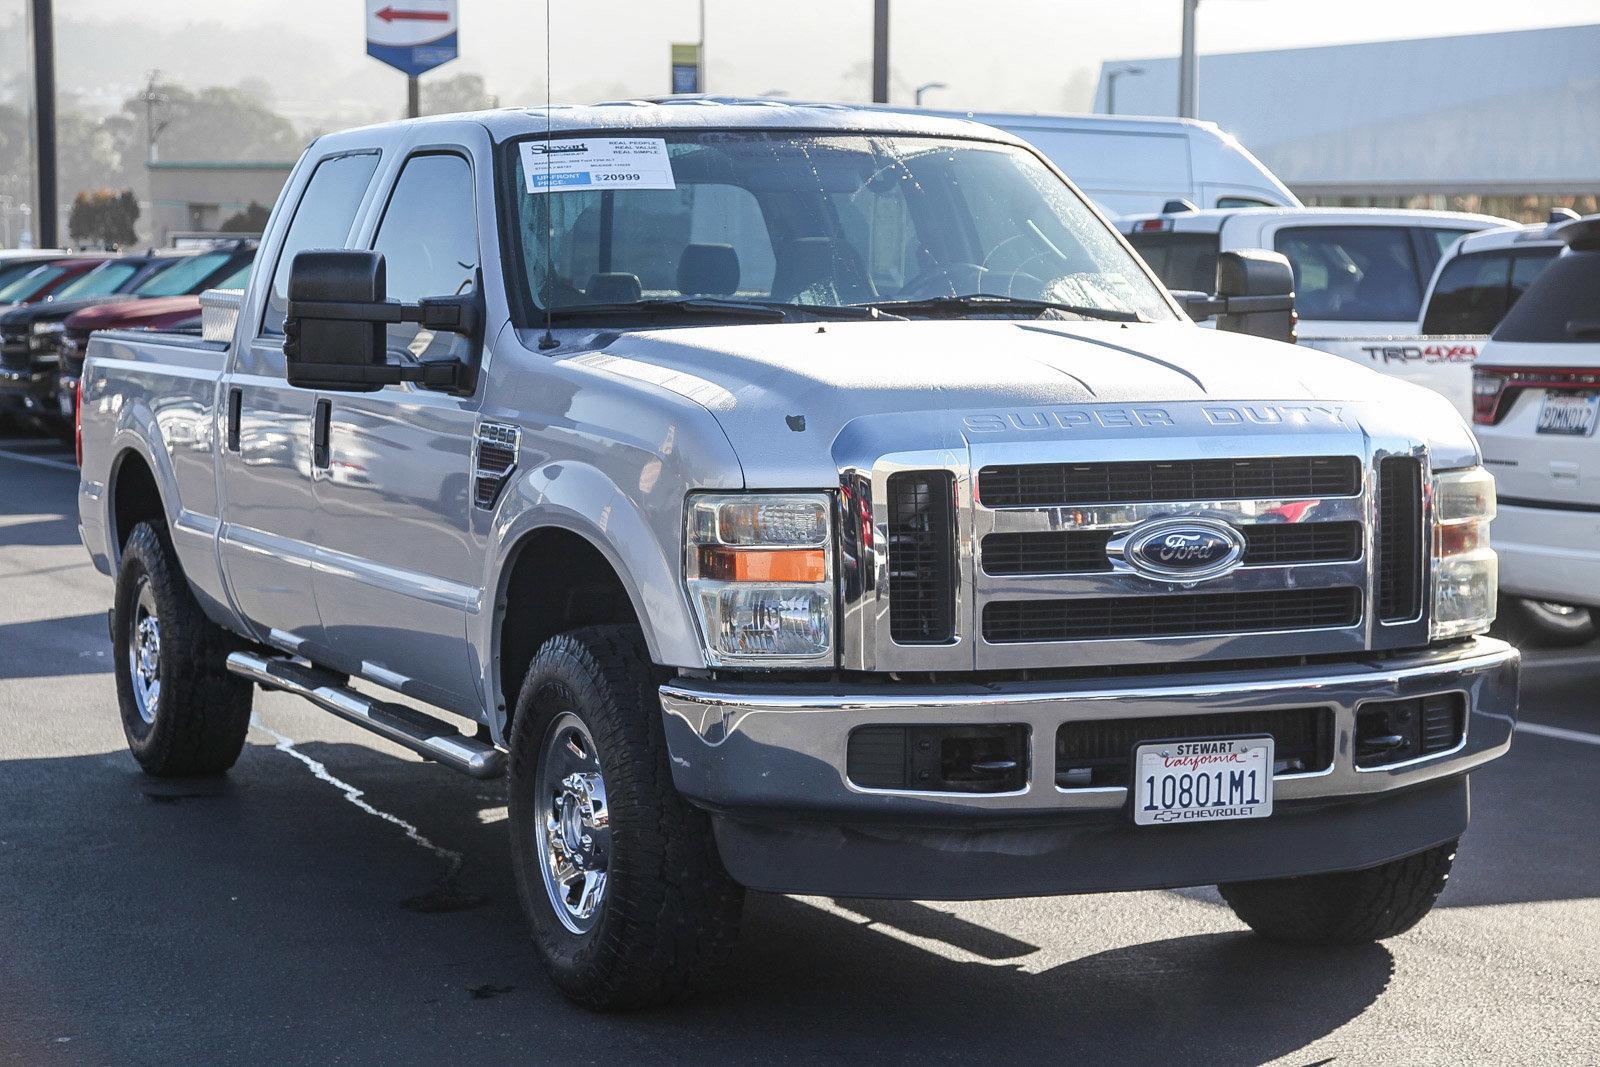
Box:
[137,251,233,297]
[1422,252,1512,335]
[262,151,381,334]
[1494,250,1600,344]
[371,153,479,360]
[1128,232,1220,293]
[215,263,253,290]
[0,265,67,303]
[1216,196,1273,209]
[54,261,137,298]
[1276,226,1422,322]
[1422,228,1478,259]
[1421,248,1559,335]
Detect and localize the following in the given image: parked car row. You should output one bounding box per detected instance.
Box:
[0,241,256,436]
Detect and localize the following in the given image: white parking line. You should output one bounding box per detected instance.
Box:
[1516,721,1600,747]
[0,447,77,473]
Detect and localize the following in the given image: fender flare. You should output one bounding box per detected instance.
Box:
[475,459,706,715]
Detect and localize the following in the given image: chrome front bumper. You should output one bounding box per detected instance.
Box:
[659,637,1518,819]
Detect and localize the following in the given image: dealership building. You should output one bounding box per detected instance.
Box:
[1094,23,1600,221]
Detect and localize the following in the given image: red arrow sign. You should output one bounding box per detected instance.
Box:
[377,6,449,22]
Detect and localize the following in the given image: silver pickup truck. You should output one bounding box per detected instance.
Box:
[76,101,1518,1009]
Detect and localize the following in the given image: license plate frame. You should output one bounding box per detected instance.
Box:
[1536,392,1600,436]
[1131,735,1274,827]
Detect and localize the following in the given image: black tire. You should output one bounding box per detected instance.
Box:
[113,521,253,776]
[506,625,743,1010]
[1219,840,1457,945]
[1492,596,1596,649]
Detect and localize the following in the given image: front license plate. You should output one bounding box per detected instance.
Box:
[1537,393,1599,436]
[1133,736,1274,826]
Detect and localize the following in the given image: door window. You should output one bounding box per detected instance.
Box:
[1275,226,1423,322]
[262,151,381,335]
[371,153,480,361]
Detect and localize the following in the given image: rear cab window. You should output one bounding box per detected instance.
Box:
[1127,232,1220,293]
[1274,226,1424,322]
[1422,248,1559,335]
[261,150,383,335]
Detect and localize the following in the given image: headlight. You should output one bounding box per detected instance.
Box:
[31,320,64,336]
[686,492,833,666]
[1430,466,1497,640]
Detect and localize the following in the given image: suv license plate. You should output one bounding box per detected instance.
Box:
[1537,393,1599,436]
[1133,737,1274,826]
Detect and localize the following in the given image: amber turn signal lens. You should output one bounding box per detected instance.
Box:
[697,546,828,583]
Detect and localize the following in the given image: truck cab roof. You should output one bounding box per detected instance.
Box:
[314,97,1031,153]
[1124,206,1514,236]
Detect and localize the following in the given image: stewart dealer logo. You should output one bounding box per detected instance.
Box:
[1360,343,1479,365]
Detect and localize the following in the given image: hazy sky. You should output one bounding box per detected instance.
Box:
[14,0,1600,117]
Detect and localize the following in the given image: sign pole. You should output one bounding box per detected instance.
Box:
[407,75,420,118]
[871,0,889,103]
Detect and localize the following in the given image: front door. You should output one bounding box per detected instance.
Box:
[310,151,485,712]
[217,150,382,653]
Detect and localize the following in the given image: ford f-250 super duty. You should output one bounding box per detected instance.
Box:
[76,101,1518,1010]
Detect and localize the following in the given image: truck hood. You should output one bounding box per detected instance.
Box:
[567,318,1470,484]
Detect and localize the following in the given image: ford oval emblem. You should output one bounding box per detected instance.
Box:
[1119,518,1246,582]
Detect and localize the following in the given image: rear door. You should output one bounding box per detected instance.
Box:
[217,149,382,652]
[309,140,487,712]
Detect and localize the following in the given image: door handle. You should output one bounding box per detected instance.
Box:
[313,399,331,470]
[226,387,242,452]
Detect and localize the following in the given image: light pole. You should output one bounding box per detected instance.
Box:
[871,0,889,103]
[698,0,706,93]
[914,81,946,106]
[1104,65,1144,115]
[1178,0,1199,117]
[28,0,57,249]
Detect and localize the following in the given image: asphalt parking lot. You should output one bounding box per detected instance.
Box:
[0,438,1596,1065]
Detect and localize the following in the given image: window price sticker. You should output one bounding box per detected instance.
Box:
[520,138,677,194]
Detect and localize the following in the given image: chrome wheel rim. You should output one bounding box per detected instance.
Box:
[128,576,161,724]
[533,712,610,934]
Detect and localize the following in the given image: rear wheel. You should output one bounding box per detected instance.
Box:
[113,522,253,776]
[1219,840,1457,945]
[507,625,743,1010]
[1493,596,1596,649]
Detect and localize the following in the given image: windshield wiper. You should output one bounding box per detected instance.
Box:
[547,298,906,324]
[550,298,791,323]
[868,293,1146,323]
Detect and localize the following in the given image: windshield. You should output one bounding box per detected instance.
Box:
[510,132,1176,322]
[135,251,233,297]
[214,262,252,289]
[0,265,67,303]
[54,261,137,299]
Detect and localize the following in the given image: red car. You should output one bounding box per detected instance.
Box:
[0,257,111,309]
[54,296,208,424]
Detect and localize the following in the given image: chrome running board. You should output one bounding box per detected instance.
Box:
[226,651,504,779]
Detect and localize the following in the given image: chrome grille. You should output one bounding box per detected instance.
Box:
[978,456,1361,508]
[836,409,1431,673]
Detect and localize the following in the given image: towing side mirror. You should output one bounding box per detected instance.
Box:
[284,249,481,394]
[1177,249,1298,344]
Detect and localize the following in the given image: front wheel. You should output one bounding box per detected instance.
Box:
[1219,840,1457,945]
[507,625,744,1010]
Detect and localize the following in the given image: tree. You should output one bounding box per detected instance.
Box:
[68,189,140,249]
[420,72,496,117]
[218,201,271,234]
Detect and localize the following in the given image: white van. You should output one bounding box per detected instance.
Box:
[896,110,1301,217]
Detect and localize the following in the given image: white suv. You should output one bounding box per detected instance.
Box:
[1473,214,1600,645]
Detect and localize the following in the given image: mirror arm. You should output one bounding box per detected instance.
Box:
[285,296,479,337]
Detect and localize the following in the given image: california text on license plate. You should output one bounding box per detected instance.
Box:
[1537,393,1599,436]
[1133,736,1274,826]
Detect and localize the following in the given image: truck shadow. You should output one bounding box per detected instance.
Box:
[0,612,111,677]
[0,737,1419,1064]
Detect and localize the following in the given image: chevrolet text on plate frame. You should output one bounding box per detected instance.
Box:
[520,139,677,193]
